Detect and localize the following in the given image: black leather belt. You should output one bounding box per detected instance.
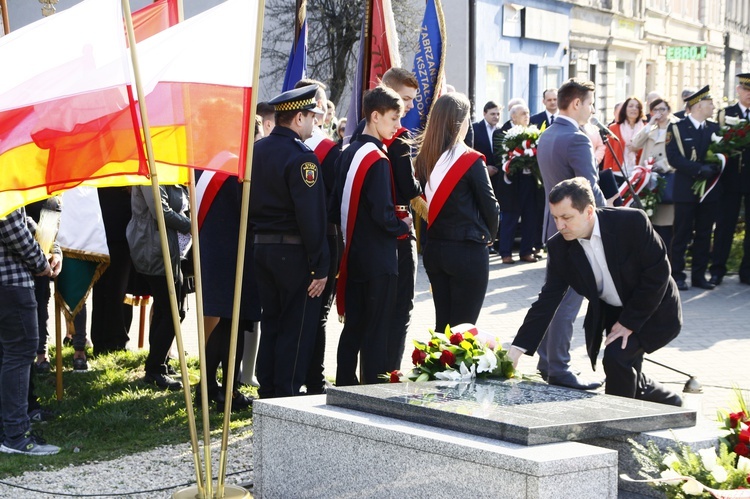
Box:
[254,234,303,245]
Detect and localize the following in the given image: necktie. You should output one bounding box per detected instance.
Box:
[549,115,555,125]
[745,108,749,121]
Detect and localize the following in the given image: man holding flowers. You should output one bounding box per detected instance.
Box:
[710,73,750,286]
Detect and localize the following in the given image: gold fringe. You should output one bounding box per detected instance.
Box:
[410,196,429,223]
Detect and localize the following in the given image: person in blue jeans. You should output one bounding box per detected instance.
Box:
[0,207,61,455]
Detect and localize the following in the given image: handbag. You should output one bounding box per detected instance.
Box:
[660,172,675,204]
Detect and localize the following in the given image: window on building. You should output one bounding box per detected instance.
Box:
[486,62,511,122]
[646,0,667,11]
[672,0,699,20]
[543,67,563,90]
[615,61,632,103]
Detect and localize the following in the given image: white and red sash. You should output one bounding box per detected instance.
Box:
[336,142,388,317]
[617,164,653,207]
[424,144,484,228]
[195,151,236,231]
[306,128,337,164]
[382,126,408,148]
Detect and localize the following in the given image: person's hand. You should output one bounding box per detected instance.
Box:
[508,345,524,368]
[35,262,52,277]
[604,321,633,349]
[48,253,63,278]
[698,164,716,179]
[487,165,499,177]
[403,215,413,231]
[308,277,328,298]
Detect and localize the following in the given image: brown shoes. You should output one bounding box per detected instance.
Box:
[519,255,537,263]
[501,256,515,264]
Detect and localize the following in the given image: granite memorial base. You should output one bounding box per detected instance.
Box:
[253,394,618,498]
[252,379,699,498]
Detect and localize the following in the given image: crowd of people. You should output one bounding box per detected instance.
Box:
[2,67,749,456]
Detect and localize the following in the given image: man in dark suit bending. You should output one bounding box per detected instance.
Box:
[508,178,683,406]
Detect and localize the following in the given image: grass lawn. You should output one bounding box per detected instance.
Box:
[0,348,254,478]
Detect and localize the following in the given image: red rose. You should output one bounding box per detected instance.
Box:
[449,333,464,345]
[730,411,747,428]
[740,428,750,444]
[389,370,401,383]
[412,348,427,366]
[739,129,747,138]
[439,350,456,367]
[735,443,750,457]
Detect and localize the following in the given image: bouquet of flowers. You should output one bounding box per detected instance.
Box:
[630,157,667,218]
[692,117,750,200]
[384,324,515,383]
[711,116,750,156]
[625,389,750,498]
[493,124,543,186]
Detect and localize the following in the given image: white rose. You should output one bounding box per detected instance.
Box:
[681,478,704,495]
[659,468,682,484]
[710,132,723,144]
[737,455,750,473]
[711,465,728,483]
[698,447,717,471]
[662,453,680,469]
[476,350,498,374]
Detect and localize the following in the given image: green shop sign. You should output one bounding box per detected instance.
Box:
[666,45,707,61]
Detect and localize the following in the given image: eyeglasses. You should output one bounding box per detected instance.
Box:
[652,107,669,112]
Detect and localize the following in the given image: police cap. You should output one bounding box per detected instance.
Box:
[685,85,711,107]
[737,73,750,90]
[268,84,324,114]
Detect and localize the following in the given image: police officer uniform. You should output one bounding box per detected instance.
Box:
[248,85,329,398]
[665,86,722,290]
[710,74,750,285]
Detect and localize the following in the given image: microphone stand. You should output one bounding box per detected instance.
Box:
[599,130,644,210]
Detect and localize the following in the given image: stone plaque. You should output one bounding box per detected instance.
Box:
[326,378,696,446]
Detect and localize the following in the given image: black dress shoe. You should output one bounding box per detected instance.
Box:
[675,280,689,291]
[144,372,183,391]
[692,279,715,290]
[708,275,722,286]
[547,372,603,391]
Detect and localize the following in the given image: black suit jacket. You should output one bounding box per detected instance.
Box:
[530,111,551,128]
[717,103,750,193]
[665,118,721,203]
[513,207,682,369]
[471,120,495,166]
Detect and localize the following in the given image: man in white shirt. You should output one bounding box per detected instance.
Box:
[508,177,683,406]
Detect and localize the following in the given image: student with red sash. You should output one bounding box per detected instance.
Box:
[415,93,499,334]
[349,68,422,374]
[333,86,412,386]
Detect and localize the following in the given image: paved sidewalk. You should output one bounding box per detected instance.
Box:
[162,252,750,423]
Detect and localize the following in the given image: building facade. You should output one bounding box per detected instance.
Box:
[446,0,747,123]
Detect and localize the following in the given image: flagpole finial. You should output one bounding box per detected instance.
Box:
[39,0,58,17]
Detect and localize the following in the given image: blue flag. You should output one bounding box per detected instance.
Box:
[282,5,307,92]
[401,0,446,133]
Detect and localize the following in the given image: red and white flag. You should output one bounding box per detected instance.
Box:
[136,0,258,179]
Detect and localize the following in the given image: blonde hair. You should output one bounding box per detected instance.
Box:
[415,93,471,182]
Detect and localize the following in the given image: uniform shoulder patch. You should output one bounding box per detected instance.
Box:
[301,162,318,187]
[665,131,672,145]
[295,138,312,152]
